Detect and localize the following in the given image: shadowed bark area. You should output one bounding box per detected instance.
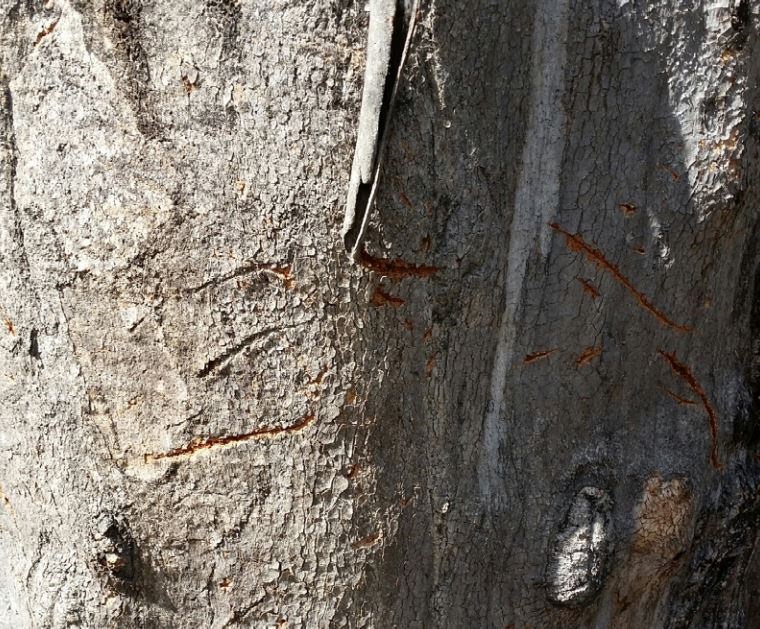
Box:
[0,0,758,627]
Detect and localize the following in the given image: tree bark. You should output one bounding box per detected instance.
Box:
[1,0,759,627]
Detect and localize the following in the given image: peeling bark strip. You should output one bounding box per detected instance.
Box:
[658,350,722,470]
[143,414,315,462]
[342,0,420,260]
[549,223,691,333]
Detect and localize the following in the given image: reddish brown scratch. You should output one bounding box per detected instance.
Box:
[265,265,294,289]
[523,348,560,364]
[632,245,647,255]
[577,278,600,299]
[619,203,637,216]
[399,190,413,209]
[660,385,698,406]
[307,366,328,385]
[549,223,691,332]
[370,287,405,308]
[657,163,680,181]
[4,320,14,334]
[143,413,315,462]
[351,532,381,549]
[658,349,722,470]
[357,248,438,280]
[344,464,360,479]
[576,346,603,367]
[34,18,59,45]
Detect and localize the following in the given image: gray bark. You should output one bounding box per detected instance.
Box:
[1,0,759,627]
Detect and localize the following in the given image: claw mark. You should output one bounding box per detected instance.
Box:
[619,203,637,216]
[307,366,328,385]
[143,413,315,462]
[523,348,560,364]
[371,286,405,307]
[660,385,698,407]
[576,346,603,367]
[351,532,382,549]
[186,262,292,293]
[658,349,722,470]
[577,278,600,299]
[34,18,59,45]
[549,223,691,332]
[4,320,13,334]
[357,248,438,279]
[196,326,283,378]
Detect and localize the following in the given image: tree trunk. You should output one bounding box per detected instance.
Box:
[1,0,759,627]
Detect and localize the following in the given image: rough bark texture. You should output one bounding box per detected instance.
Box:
[1,0,759,627]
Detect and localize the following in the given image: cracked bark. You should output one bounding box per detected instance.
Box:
[1,1,760,628]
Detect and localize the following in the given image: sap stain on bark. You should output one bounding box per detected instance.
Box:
[546,486,614,606]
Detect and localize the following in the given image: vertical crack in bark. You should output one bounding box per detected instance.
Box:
[658,349,722,470]
[550,223,692,333]
[1,79,30,275]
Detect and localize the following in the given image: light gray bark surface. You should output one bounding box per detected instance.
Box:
[1,0,759,627]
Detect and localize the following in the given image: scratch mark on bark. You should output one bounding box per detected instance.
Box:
[351,531,381,549]
[186,262,292,293]
[576,346,603,367]
[523,348,560,364]
[619,203,637,216]
[370,286,405,307]
[356,248,438,279]
[34,18,59,45]
[307,365,328,385]
[196,326,283,377]
[549,223,691,332]
[658,349,722,470]
[577,278,600,299]
[660,385,698,406]
[143,413,315,462]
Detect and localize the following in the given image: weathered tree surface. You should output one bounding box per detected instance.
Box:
[1,0,759,627]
